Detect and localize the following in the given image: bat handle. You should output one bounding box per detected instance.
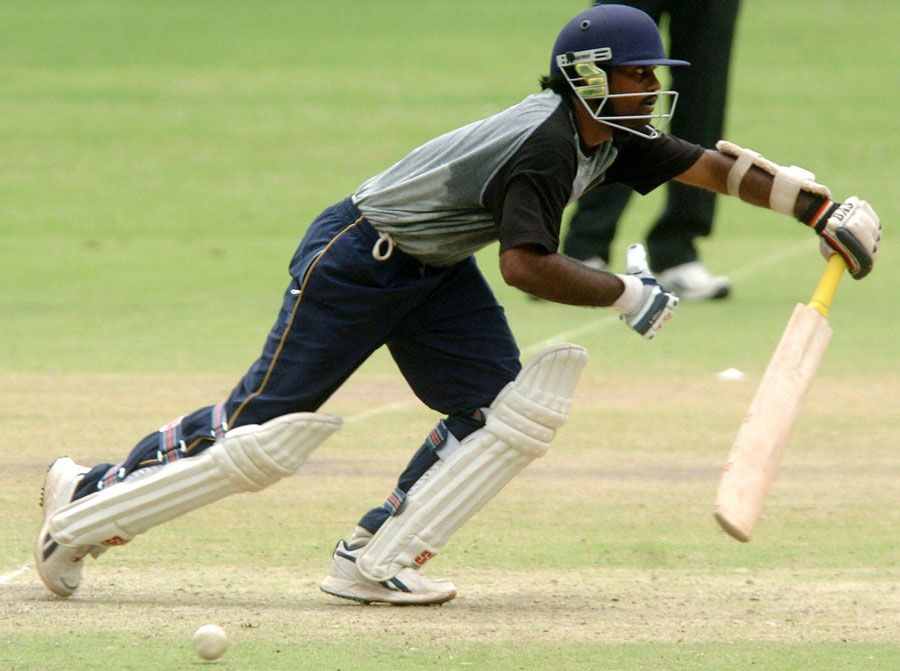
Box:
[807,254,846,318]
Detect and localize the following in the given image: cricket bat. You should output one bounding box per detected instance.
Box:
[714,254,847,542]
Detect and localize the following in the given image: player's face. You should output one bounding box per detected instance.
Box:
[605,66,661,126]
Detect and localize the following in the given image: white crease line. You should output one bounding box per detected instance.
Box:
[525,239,813,355]
[0,563,31,585]
[728,239,811,281]
[521,313,619,357]
[345,400,415,425]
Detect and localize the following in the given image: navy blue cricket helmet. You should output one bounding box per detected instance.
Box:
[550,4,689,138]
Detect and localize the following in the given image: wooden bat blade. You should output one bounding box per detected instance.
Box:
[714,302,833,541]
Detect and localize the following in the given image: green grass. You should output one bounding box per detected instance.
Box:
[1,0,897,374]
[1,2,898,670]
[4,636,898,671]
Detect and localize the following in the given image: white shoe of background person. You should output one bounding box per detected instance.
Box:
[655,261,731,301]
[320,539,457,605]
[34,457,105,597]
[580,256,608,272]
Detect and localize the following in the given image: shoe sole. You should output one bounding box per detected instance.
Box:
[706,285,731,301]
[319,583,373,605]
[319,578,456,606]
[35,512,78,597]
[672,284,731,302]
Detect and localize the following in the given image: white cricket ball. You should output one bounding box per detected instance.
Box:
[192,624,229,660]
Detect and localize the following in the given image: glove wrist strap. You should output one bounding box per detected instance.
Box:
[612,274,644,315]
[802,197,840,233]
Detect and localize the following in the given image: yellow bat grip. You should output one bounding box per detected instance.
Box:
[807,254,847,318]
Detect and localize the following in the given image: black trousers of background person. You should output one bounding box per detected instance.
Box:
[563,0,740,272]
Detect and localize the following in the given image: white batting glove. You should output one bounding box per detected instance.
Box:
[612,244,679,339]
[810,196,881,279]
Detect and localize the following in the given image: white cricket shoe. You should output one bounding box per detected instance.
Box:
[34,457,105,597]
[320,540,457,605]
[580,256,608,272]
[655,261,731,301]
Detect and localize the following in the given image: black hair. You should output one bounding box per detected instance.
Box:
[539,71,571,96]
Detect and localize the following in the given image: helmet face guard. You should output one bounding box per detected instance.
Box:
[555,48,680,140]
[550,6,689,140]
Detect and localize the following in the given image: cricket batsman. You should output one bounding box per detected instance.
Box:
[35,5,880,604]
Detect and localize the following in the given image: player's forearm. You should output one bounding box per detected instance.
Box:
[675,148,773,207]
[674,148,732,195]
[677,147,826,218]
[499,246,624,306]
[677,142,881,279]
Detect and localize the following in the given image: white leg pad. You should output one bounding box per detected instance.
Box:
[357,344,588,581]
[48,412,342,547]
[716,140,830,214]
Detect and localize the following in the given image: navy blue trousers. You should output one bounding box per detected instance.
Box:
[75,198,521,532]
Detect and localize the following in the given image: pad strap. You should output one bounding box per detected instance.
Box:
[725,146,759,197]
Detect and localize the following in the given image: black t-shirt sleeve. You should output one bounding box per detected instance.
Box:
[483,108,577,254]
[603,132,705,195]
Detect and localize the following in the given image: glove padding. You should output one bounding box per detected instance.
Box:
[613,244,679,339]
[815,196,881,279]
[622,278,679,339]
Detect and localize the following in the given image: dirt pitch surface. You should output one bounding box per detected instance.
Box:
[2,566,896,645]
[1,371,897,664]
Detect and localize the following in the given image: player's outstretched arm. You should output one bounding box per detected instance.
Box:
[499,244,678,339]
[674,144,882,279]
[499,244,625,306]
